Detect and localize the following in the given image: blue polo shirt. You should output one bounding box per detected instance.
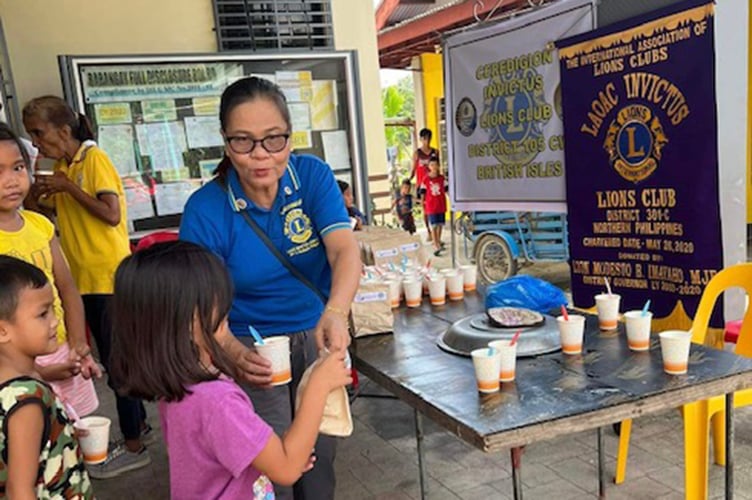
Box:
[180,154,351,336]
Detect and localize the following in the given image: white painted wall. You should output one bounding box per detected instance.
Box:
[332,1,389,213]
[715,0,749,318]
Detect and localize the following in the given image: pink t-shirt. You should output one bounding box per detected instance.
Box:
[159,376,275,499]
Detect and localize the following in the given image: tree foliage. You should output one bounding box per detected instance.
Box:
[382,76,415,180]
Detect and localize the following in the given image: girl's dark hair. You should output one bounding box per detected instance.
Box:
[0,122,31,169]
[22,95,95,142]
[0,255,48,321]
[110,241,238,402]
[337,179,350,194]
[214,77,291,178]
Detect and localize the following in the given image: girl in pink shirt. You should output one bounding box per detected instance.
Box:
[109,241,351,500]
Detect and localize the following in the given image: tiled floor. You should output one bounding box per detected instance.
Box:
[89,230,752,499]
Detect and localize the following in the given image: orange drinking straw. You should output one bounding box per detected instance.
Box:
[561,305,569,321]
[510,330,521,346]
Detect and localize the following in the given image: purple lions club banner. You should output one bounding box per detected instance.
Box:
[557,0,722,330]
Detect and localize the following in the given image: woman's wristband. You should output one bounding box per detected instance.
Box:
[324,305,349,320]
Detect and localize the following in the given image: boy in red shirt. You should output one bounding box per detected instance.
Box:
[410,128,438,241]
[419,156,448,256]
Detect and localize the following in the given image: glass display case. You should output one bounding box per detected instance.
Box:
[58,52,366,234]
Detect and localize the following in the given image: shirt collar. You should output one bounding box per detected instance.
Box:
[225,161,299,213]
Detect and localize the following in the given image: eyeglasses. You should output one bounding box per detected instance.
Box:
[225,134,290,154]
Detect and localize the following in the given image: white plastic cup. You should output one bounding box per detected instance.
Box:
[427,276,447,306]
[386,279,401,308]
[461,264,478,291]
[470,348,501,393]
[489,340,517,382]
[557,315,586,355]
[446,271,464,301]
[403,279,422,308]
[74,416,111,464]
[625,310,653,351]
[422,271,439,296]
[659,330,692,375]
[255,336,292,385]
[595,293,621,331]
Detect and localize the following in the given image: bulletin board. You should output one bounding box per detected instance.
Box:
[59,52,367,233]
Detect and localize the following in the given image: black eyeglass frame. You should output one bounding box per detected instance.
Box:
[225,133,291,154]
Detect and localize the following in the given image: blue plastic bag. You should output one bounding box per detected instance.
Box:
[485,275,567,313]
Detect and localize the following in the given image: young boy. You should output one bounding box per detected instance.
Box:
[410,128,438,241]
[419,156,448,256]
[0,255,93,498]
[392,179,416,235]
[337,179,365,230]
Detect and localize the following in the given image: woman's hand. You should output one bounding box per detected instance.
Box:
[237,348,274,387]
[69,343,103,379]
[313,309,350,352]
[33,171,71,197]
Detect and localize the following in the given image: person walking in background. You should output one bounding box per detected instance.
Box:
[180,77,361,500]
[0,256,94,499]
[0,123,101,419]
[419,156,448,256]
[22,96,151,478]
[110,241,352,500]
[392,178,416,235]
[337,179,365,230]
[409,128,438,241]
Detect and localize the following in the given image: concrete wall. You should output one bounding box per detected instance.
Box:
[331,1,389,215]
[0,0,216,110]
[0,0,387,214]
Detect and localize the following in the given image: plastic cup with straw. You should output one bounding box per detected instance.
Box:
[471,346,501,393]
[625,299,653,351]
[557,308,586,354]
[595,277,620,331]
[489,330,519,382]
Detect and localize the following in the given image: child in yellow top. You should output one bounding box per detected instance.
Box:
[23,96,150,478]
[0,123,100,417]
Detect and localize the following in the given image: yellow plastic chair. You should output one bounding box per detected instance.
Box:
[614,262,752,500]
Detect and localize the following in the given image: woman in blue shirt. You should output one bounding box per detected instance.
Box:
[180,77,361,500]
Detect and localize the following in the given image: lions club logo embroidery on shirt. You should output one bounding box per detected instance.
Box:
[284,208,313,245]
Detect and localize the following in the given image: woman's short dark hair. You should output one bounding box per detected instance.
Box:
[214,77,291,178]
[419,128,432,140]
[22,95,95,142]
[110,240,238,402]
[0,122,31,170]
[0,255,48,321]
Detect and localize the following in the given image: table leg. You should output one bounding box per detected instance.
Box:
[414,409,427,500]
[511,447,524,500]
[597,427,606,499]
[726,393,734,500]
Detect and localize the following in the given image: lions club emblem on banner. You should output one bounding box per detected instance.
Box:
[284,208,313,245]
[604,104,668,183]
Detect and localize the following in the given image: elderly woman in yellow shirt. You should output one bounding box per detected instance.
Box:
[23,96,151,479]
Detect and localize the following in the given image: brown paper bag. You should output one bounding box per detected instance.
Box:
[295,358,353,437]
[351,282,393,337]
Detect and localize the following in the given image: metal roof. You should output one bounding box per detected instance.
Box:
[377,0,541,68]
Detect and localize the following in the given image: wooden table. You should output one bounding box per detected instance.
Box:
[351,291,752,499]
